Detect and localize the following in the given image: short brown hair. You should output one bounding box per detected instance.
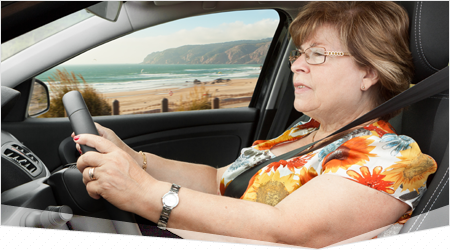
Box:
[290,1,414,121]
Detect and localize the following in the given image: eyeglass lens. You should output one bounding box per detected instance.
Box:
[289,47,326,65]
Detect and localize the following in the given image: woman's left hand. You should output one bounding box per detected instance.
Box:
[74,134,154,214]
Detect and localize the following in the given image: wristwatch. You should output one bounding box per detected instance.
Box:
[157,183,181,230]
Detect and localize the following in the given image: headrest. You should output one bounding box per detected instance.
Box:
[398,2,449,84]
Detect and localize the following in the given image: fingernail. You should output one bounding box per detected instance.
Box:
[74,135,80,141]
[78,148,82,155]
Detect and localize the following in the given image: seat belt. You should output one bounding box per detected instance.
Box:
[224,66,449,198]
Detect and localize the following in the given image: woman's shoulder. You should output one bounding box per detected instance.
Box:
[319,119,437,212]
[319,120,435,168]
[326,120,420,154]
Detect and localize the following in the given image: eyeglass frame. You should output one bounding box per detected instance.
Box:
[289,47,351,66]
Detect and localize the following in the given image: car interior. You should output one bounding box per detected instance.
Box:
[1,1,448,245]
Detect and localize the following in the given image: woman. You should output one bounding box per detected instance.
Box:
[73,2,436,247]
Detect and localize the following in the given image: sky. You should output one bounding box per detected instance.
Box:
[64,10,280,65]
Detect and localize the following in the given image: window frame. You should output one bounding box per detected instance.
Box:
[249,9,296,141]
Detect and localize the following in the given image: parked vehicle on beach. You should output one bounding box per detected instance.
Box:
[1,1,448,247]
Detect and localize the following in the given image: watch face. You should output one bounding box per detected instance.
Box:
[163,192,179,207]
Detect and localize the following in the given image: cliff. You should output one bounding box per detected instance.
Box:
[141,38,271,64]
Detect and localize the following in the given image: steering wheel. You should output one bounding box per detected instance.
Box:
[62,90,141,235]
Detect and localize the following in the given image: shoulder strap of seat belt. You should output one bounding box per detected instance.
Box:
[224,66,449,198]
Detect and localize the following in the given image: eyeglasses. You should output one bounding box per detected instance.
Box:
[289,47,351,65]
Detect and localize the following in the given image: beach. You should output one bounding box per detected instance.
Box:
[103,78,258,114]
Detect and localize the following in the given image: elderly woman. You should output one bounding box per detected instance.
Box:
[73,2,436,248]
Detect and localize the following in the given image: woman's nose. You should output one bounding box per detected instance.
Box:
[290,53,309,73]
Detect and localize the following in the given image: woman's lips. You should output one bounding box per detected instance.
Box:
[294,83,310,94]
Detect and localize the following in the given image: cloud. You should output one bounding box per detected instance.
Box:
[65,19,279,64]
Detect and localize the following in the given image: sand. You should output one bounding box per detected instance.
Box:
[103,78,258,115]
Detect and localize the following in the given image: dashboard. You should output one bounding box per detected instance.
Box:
[2,130,50,192]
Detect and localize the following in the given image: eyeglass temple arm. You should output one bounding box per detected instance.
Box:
[324,51,351,56]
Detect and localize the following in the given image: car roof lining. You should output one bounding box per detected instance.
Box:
[1,1,100,43]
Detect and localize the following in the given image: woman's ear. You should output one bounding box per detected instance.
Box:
[361,67,379,90]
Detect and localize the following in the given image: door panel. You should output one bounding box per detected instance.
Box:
[1,108,258,172]
[125,123,252,168]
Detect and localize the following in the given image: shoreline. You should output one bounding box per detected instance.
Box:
[102,78,258,114]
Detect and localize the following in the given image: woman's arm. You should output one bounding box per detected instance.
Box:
[75,134,409,248]
[73,123,229,194]
[140,153,229,194]
[142,176,407,248]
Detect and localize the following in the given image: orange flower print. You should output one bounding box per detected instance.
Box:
[322,137,376,173]
[288,154,315,170]
[265,160,288,173]
[241,173,259,198]
[265,153,315,173]
[346,166,395,194]
[219,179,226,195]
[382,144,437,193]
[299,166,318,185]
[253,119,319,150]
[364,120,395,137]
[396,211,412,224]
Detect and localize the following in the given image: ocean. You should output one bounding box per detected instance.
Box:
[36,64,261,94]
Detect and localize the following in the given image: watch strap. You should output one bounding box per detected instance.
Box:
[170,183,181,193]
[157,183,180,230]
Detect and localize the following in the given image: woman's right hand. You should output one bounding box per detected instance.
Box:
[72,123,139,162]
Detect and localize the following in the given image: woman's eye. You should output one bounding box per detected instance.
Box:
[312,52,324,56]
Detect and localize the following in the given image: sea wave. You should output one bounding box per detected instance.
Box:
[140,73,191,78]
[37,64,261,94]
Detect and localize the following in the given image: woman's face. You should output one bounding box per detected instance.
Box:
[291,25,375,124]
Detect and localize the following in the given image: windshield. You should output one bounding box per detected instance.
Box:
[1,9,94,61]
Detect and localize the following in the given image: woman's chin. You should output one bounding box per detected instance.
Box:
[293,100,311,113]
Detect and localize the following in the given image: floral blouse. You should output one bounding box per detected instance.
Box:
[220,118,437,233]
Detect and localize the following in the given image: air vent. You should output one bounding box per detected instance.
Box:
[3,144,41,177]
[10,144,39,163]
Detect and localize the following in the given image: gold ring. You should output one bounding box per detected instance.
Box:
[88,167,97,181]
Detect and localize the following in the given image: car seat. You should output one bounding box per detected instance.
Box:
[395,1,449,233]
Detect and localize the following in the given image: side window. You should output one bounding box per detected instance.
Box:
[34,10,280,117]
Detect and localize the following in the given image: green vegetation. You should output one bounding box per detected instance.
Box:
[39,69,111,117]
[176,85,212,111]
